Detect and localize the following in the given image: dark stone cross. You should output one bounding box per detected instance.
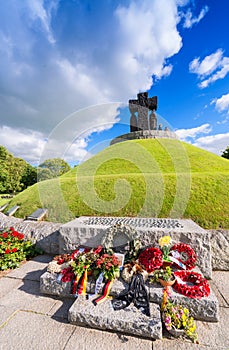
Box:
[129,92,158,132]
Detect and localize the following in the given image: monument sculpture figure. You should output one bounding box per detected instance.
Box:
[129,92,157,132]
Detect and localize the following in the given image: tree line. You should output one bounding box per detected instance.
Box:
[0,146,71,194]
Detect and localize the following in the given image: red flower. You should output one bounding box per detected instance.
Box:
[173,270,210,299]
[57,258,65,265]
[138,247,163,273]
[12,248,18,253]
[17,233,24,240]
[5,249,11,254]
[61,267,75,282]
[2,233,8,238]
[12,231,19,237]
[171,243,196,270]
[93,246,103,254]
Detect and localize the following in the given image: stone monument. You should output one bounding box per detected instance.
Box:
[129,92,158,131]
[110,91,178,145]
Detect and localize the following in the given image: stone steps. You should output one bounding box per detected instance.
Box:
[40,271,219,322]
[68,296,162,340]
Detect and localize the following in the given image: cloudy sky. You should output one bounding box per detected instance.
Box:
[0,0,228,165]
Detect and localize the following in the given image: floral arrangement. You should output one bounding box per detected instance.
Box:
[95,253,120,281]
[173,271,210,299]
[138,247,163,273]
[149,266,174,284]
[53,253,71,264]
[47,253,72,273]
[0,226,42,270]
[161,288,198,343]
[158,236,172,262]
[60,266,75,282]
[101,224,141,262]
[70,246,103,276]
[171,243,197,270]
[121,261,148,283]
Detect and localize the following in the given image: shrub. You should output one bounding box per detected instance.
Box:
[0,227,42,270]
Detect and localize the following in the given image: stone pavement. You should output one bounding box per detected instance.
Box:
[0,255,228,350]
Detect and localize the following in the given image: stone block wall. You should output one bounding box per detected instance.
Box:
[0,212,228,271]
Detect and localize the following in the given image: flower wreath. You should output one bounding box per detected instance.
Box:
[173,270,210,299]
[121,261,148,283]
[101,223,141,262]
[171,243,197,270]
[138,247,163,273]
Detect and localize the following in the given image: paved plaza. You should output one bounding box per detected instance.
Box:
[0,255,228,350]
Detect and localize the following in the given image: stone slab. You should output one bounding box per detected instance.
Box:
[5,205,20,216]
[0,276,22,299]
[0,310,76,350]
[0,279,58,315]
[6,255,52,282]
[47,298,76,320]
[26,208,48,221]
[40,271,73,297]
[59,216,212,279]
[40,271,219,322]
[210,271,229,307]
[65,326,153,350]
[208,229,229,270]
[0,305,19,326]
[68,296,162,340]
[194,307,229,349]
[153,340,209,350]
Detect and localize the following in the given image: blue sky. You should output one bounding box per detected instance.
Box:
[0,0,228,165]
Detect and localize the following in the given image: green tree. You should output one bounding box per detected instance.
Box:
[20,164,37,189]
[37,167,53,182]
[221,146,229,159]
[38,158,71,180]
[6,157,28,193]
[0,146,11,193]
[0,146,38,193]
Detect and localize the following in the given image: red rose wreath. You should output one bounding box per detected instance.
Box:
[171,243,197,270]
[138,247,163,273]
[173,270,210,299]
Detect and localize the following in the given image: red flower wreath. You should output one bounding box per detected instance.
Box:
[171,243,197,270]
[138,247,163,273]
[173,270,210,299]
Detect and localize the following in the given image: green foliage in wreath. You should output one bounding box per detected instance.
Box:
[101,223,141,262]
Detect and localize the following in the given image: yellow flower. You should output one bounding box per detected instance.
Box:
[159,236,171,247]
[183,308,189,315]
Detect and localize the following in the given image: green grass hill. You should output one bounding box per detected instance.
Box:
[2,139,229,229]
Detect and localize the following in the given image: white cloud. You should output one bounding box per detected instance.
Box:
[0,126,46,164]
[176,124,229,155]
[38,103,122,165]
[189,49,223,76]
[175,123,212,140]
[26,0,59,44]
[183,6,209,28]
[193,133,229,155]
[212,93,229,113]
[189,49,229,88]
[0,0,187,163]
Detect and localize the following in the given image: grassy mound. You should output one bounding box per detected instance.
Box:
[2,139,229,229]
